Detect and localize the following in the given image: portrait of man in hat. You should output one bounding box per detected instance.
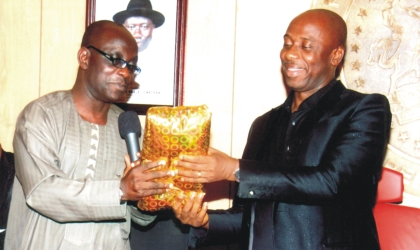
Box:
[113,0,165,53]
[92,0,179,107]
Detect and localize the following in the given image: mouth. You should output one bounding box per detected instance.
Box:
[135,38,144,44]
[110,81,128,92]
[283,64,305,78]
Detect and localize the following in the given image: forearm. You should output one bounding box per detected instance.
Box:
[25,176,126,222]
[189,212,242,248]
[237,94,391,204]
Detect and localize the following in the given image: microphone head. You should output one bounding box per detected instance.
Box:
[118,111,141,139]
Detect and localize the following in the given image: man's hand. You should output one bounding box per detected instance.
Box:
[175,147,239,183]
[120,153,174,201]
[172,191,209,229]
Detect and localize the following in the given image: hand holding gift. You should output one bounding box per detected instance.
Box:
[175,147,240,183]
[120,153,174,201]
[172,191,209,229]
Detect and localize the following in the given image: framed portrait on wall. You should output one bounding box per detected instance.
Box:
[86,0,187,114]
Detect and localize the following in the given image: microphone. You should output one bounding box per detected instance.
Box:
[118,111,141,162]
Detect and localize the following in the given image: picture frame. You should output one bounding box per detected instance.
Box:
[86,0,187,115]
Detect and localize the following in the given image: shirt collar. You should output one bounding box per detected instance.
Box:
[284,79,338,113]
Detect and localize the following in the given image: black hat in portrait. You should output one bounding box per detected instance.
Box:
[113,0,165,28]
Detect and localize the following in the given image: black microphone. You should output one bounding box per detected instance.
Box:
[118,111,141,162]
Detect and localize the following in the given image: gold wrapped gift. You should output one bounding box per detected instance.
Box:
[137,105,211,211]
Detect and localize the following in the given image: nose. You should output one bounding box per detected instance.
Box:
[117,67,133,80]
[130,80,140,89]
[132,28,143,37]
[282,45,299,61]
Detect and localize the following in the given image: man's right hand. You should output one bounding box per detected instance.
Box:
[175,147,239,183]
[120,153,174,201]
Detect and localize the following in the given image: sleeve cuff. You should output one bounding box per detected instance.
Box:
[189,226,208,248]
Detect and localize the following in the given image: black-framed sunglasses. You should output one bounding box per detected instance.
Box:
[87,46,141,75]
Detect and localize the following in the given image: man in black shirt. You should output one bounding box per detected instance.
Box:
[172,9,391,250]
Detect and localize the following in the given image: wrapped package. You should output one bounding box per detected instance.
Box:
[137,105,211,211]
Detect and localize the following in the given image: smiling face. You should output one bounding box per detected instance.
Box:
[280,10,345,96]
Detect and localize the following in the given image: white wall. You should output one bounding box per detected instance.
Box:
[184,0,310,157]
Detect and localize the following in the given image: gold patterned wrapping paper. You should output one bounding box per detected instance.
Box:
[137,105,211,211]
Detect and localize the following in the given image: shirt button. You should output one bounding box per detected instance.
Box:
[249,191,254,196]
[292,121,296,126]
[116,174,122,178]
[287,146,290,151]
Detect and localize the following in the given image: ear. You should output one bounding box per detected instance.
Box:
[331,46,345,66]
[77,47,90,69]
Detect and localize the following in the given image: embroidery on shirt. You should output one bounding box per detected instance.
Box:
[85,123,99,178]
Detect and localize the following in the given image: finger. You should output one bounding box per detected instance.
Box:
[172,193,184,212]
[174,159,200,171]
[138,181,173,190]
[142,160,167,171]
[147,189,160,196]
[172,193,185,218]
[132,187,168,199]
[178,176,209,184]
[131,162,174,180]
[178,154,210,165]
[190,192,205,215]
[198,202,208,218]
[123,155,133,176]
[192,202,208,227]
[124,154,131,165]
[178,154,199,163]
[129,182,172,198]
[177,169,206,179]
[180,192,196,218]
[141,169,175,182]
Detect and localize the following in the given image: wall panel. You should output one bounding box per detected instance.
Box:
[183,0,237,209]
[231,0,310,158]
[40,0,86,96]
[0,0,42,152]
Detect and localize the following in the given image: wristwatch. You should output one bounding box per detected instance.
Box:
[233,168,240,182]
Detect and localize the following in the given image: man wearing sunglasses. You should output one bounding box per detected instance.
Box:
[5,20,173,249]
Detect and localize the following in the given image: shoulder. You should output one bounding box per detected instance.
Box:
[332,89,392,129]
[340,88,390,110]
[17,90,74,127]
[22,90,72,114]
[35,90,71,104]
[322,81,389,112]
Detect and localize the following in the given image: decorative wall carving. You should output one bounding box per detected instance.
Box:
[312,0,420,207]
